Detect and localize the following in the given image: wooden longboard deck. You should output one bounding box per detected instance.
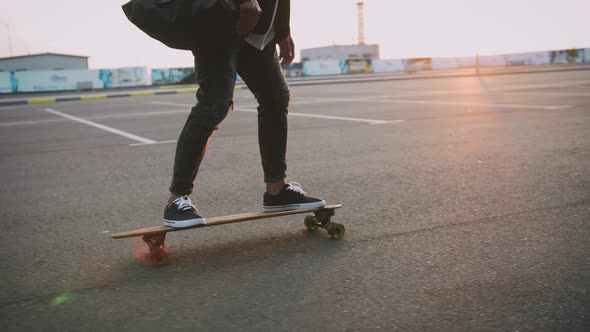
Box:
[111,204,342,239]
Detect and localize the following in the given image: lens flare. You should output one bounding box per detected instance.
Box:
[51,291,74,305]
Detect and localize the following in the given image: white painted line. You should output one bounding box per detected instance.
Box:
[234,107,403,125]
[0,119,67,126]
[502,91,590,97]
[150,97,571,114]
[152,99,401,108]
[150,102,403,125]
[150,101,194,108]
[503,80,590,90]
[85,109,188,120]
[0,109,189,127]
[366,98,572,110]
[228,96,570,110]
[289,97,372,105]
[44,108,157,144]
[129,140,177,147]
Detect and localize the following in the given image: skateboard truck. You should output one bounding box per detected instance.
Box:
[304,209,345,239]
[141,233,168,266]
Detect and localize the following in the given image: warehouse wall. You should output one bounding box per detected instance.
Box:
[0,54,88,71]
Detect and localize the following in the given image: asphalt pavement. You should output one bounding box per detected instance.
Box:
[1,68,589,331]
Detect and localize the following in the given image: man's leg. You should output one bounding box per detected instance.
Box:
[162,2,241,227]
[237,42,325,211]
[169,43,241,199]
[164,41,241,227]
[164,40,241,227]
[237,43,289,191]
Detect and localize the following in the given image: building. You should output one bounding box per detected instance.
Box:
[300,44,380,62]
[0,53,89,72]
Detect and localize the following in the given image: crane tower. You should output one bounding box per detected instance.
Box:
[357,2,365,45]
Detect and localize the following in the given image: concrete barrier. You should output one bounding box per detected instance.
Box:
[0,72,13,93]
[5,67,150,93]
[13,70,104,93]
[456,56,476,68]
[530,51,552,65]
[479,55,506,67]
[431,57,459,70]
[303,60,342,76]
[371,59,405,73]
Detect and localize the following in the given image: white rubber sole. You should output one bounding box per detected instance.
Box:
[163,217,206,228]
[263,200,326,213]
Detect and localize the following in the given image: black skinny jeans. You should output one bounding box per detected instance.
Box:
[169,39,290,196]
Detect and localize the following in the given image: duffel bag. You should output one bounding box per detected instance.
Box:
[122,0,238,50]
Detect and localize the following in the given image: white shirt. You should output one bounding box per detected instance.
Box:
[245,0,279,50]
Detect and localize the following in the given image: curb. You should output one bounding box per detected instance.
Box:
[0,86,247,107]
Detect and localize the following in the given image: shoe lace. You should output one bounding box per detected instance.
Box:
[286,182,307,195]
[174,196,197,211]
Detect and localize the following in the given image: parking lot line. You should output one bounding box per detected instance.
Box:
[233,107,404,125]
[44,108,157,144]
[290,96,571,110]
[368,98,572,110]
[129,140,177,147]
[150,102,403,125]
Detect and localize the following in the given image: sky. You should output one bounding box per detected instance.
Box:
[1,0,589,69]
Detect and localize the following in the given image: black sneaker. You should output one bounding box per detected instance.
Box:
[263,182,326,212]
[163,196,206,228]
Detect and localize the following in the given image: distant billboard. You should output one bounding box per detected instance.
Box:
[341,59,371,74]
[152,67,195,85]
[550,49,585,64]
[99,67,151,88]
[405,58,432,71]
[282,63,303,78]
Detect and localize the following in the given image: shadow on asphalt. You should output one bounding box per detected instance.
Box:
[117,228,348,274]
